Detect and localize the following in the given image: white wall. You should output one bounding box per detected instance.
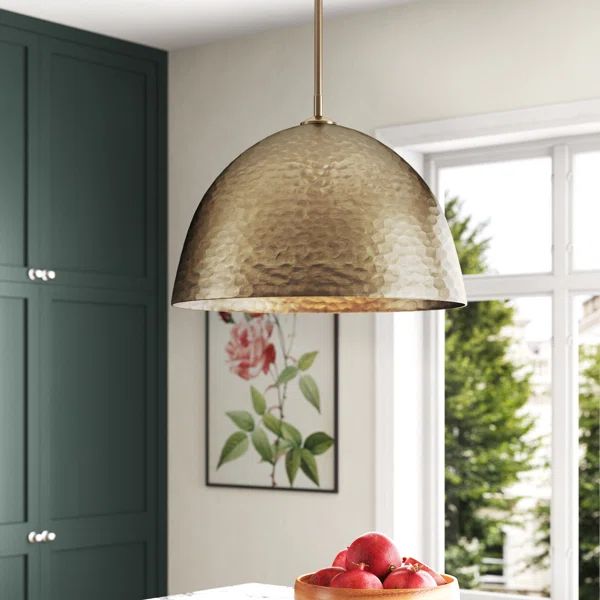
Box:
[168,0,600,593]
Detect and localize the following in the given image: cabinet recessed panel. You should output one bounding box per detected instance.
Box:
[0,39,27,268]
[49,543,145,600]
[45,49,148,278]
[49,300,147,519]
[0,555,27,599]
[0,297,27,525]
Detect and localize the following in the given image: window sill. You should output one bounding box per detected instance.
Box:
[461,589,547,600]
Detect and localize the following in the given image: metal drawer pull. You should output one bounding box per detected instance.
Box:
[27,268,56,282]
[35,530,48,543]
[27,530,56,543]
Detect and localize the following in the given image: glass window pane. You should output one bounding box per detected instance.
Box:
[445,296,552,597]
[576,295,600,600]
[572,152,600,271]
[439,157,552,275]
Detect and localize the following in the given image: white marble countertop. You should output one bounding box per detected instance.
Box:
[147,583,293,600]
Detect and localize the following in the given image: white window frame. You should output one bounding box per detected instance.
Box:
[374,99,600,600]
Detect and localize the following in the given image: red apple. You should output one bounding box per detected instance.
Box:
[346,532,401,579]
[402,557,446,585]
[310,567,345,587]
[330,569,383,589]
[384,565,437,589]
[332,548,348,568]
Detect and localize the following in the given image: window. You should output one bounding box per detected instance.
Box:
[375,103,600,600]
[428,136,600,599]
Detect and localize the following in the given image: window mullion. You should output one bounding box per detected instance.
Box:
[424,158,446,571]
[423,310,445,571]
[550,144,578,599]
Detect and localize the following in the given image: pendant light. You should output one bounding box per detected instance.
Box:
[172,0,466,313]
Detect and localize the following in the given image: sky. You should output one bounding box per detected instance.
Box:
[437,150,600,341]
[572,151,600,271]
[438,150,600,274]
[439,156,553,276]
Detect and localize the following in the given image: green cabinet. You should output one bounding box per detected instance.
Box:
[40,287,161,600]
[39,38,158,289]
[0,10,166,600]
[0,284,41,600]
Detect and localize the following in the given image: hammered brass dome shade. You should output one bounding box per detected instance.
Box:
[172,123,466,313]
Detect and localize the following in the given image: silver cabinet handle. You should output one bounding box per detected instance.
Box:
[27,529,57,543]
[27,268,56,282]
[34,530,48,543]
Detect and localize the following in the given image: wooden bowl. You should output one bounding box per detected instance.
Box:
[295,573,459,600]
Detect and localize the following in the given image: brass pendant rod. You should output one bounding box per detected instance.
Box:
[302,0,334,124]
[313,0,323,119]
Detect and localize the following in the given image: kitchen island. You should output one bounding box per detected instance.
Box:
[148,583,293,599]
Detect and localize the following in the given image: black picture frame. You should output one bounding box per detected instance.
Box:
[205,313,339,493]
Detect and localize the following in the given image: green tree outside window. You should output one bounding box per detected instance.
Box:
[444,197,538,589]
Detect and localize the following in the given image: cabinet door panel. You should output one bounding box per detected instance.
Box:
[0,37,26,268]
[0,26,39,282]
[48,542,146,600]
[39,39,157,289]
[48,297,147,518]
[40,286,158,596]
[0,296,28,524]
[0,555,28,599]
[0,283,41,600]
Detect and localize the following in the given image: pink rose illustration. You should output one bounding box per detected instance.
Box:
[226,316,276,380]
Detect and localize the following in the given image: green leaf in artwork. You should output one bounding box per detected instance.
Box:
[304,432,334,455]
[285,448,302,485]
[262,412,282,436]
[298,351,318,371]
[226,410,255,432]
[251,427,273,463]
[280,421,302,447]
[299,374,320,412]
[272,440,288,462]
[217,432,249,468]
[300,448,320,486]
[277,366,298,385]
[250,386,266,415]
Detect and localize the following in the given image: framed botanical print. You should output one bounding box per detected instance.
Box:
[206,312,338,492]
